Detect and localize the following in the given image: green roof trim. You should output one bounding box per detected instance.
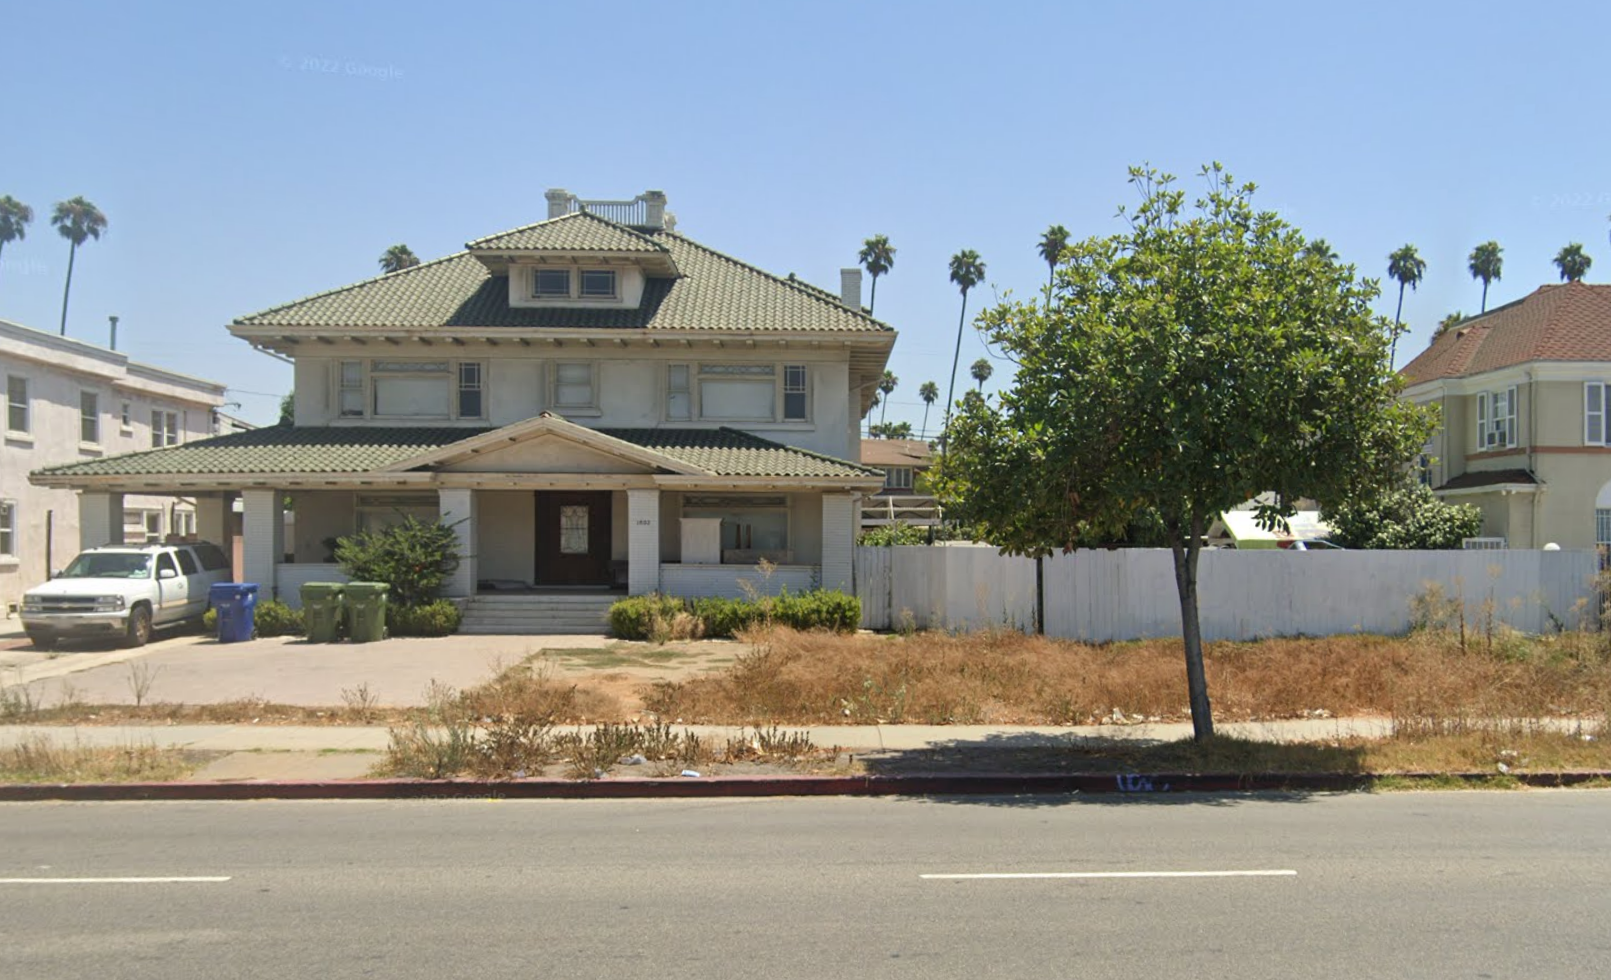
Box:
[233,226,890,334]
[465,211,669,253]
[32,424,881,482]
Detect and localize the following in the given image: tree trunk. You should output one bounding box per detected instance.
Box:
[879,396,888,427]
[1390,283,1406,364]
[869,275,878,317]
[943,294,969,441]
[1481,281,1489,313]
[59,241,78,336]
[920,405,930,440]
[1169,513,1215,740]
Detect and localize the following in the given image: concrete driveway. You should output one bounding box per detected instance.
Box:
[3,631,619,708]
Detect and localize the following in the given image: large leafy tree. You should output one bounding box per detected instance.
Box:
[970,357,993,391]
[379,244,420,273]
[858,234,895,316]
[917,380,939,438]
[943,249,986,440]
[935,164,1432,741]
[51,196,108,336]
[0,195,34,285]
[1554,243,1592,282]
[1037,224,1070,300]
[1324,478,1482,550]
[877,369,898,426]
[1467,240,1502,312]
[1386,243,1426,364]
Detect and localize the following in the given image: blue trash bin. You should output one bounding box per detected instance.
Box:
[209,583,259,644]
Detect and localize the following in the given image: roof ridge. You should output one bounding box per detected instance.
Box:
[466,210,668,253]
[656,230,890,331]
[234,250,471,325]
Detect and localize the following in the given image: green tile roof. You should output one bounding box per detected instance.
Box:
[465,211,669,253]
[33,424,880,481]
[234,227,889,334]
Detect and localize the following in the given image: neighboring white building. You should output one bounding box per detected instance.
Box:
[2,318,227,613]
[32,190,894,626]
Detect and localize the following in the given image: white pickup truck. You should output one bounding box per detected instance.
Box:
[20,542,234,648]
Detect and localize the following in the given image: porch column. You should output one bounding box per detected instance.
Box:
[820,492,854,593]
[241,489,284,595]
[627,488,661,595]
[438,488,477,598]
[78,492,124,550]
[195,493,229,546]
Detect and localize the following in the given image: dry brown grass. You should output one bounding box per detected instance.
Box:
[0,734,200,783]
[638,626,1611,729]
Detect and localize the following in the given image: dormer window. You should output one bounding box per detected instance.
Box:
[534,269,571,298]
[579,269,617,298]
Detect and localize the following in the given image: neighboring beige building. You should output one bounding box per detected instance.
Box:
[32,191,893,630]
[2,319,227,612]
[1399,282,1611,549]
[858,438,940,527]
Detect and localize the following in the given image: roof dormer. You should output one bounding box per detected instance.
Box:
[466,193,681,312]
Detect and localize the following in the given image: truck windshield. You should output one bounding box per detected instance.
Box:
[60,553,153,579]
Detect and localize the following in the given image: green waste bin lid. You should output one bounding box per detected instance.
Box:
[301,582,345,595]
[344,582,390,595]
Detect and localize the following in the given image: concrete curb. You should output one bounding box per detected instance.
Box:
[2,770,1607,802]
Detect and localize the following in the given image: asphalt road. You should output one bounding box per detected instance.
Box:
[3,791,1609,979]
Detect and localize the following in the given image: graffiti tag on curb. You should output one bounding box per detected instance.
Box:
[1115,773,1170,792]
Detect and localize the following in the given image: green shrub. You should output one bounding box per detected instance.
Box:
[334,516,462,606]
[857,522,931,546]
[388,599,462,637]
[691,596,763,637]
[608,593,687,640]
[775,590,862,633]
[202,599,303,637]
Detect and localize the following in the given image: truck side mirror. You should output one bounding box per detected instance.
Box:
[158,568,177,580]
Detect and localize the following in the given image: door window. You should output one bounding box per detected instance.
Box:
[156,553,179,577]
[559,505,589,555]
[176,549,199,575]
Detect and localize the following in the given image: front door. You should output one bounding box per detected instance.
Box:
[535,491,613,586]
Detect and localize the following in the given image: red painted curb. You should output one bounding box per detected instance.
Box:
[1,770,1605,802]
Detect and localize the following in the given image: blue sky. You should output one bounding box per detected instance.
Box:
[3,0,1608,429]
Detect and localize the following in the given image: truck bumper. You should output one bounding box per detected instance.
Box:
[20,613,129,640]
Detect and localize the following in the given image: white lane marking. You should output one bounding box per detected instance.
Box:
[0,883,233,889]
[922,870,1297,880]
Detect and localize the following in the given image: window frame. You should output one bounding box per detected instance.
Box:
[1476,386,1517,450]
[666,363,692,421]
[1587,382,1608,446]
[4,375,27,435]
[120,401,132,433]
[336,359,487,421]
[883,466,914,491]
[551,361,599,414]
[686,362,812,424]
[79,390,100,446]
[578,268,618,299]
[533,267,572,298]
[0,499,16,558]
[150,409,180,448]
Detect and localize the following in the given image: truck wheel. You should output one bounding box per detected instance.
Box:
[123,604,152,648]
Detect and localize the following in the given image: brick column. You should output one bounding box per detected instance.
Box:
[78,492,125,550]
[820,492,854,593]
[438,488,477,598]
[627,488,661,595]
[241,489,283,595]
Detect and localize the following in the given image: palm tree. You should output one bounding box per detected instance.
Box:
[867,391,881,436]
[877,370,898,427]
[970,357,993,391]
[1302,238,1338,262]
[918,380,939,439]
[857,235,895,316]
[0,195,34,285]
[1435,311,1465,338]
[1468,241,1503,312]
[1386,243,1426,364]
[1554,243,1592,282]
[943,249,986,440]
[379,244,420,273]
[1037,224,1069,301]
[51,197,108,337]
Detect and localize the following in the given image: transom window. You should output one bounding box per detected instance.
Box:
[668,363,811,423]
[1476,386,1516,450]
[80,391,99,444]
[4,376,25,434]
[337,360,487,420]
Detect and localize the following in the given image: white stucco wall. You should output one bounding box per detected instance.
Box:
[477,490,535,584]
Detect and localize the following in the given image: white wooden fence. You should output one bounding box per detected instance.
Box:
[855,545,1599,640]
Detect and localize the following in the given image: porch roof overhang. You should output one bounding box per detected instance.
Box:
[379,413,709,475]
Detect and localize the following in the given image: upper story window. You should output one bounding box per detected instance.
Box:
[340,359,488,421]
[884,466,914,491]
[80,391,100,445]
[529,267,619,301]
[151,410,180,448]
[553,362,596,412]
[668,363,811,423]
[579,269,617,298]
[1587,383,1611,446]
[6,375,29,435]
[534,268,571,298]
[0,499,15,558]
[120,401,132,431]
[1476,386,1516,450]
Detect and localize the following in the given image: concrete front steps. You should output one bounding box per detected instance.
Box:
[459,593,618,635]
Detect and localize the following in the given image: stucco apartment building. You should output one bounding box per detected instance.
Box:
[2,319,227,611]
[31,190,894,631]
[1399,282,1611,549]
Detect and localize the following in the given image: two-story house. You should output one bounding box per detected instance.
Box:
[858,438,940,529]
[3,319,227,612]
[1399,281,1611,550]
[31,191,893,629]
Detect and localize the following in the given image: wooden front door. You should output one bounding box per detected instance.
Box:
[535,491,613,586]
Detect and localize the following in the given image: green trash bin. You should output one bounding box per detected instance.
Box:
[300,583,346,643]
[344,582,390,643]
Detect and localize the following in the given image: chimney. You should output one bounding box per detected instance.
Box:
[108,315,119,351]
[545,188,572,220]
[642,190,667,230]
[839,268,863,310]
